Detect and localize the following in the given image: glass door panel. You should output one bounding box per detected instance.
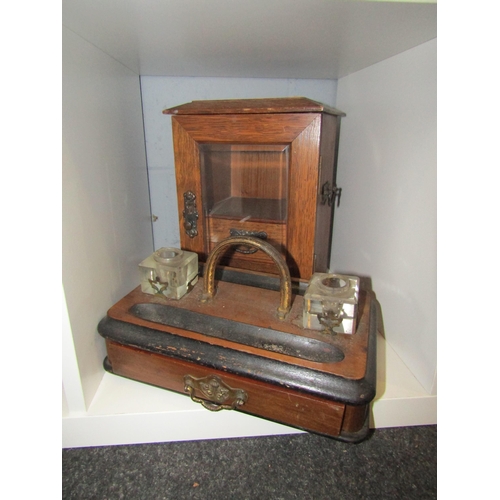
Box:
[200,144,289,223]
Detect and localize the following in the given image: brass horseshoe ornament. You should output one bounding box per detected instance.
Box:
[201,236,292,320]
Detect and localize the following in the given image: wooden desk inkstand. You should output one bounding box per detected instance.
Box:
[98,98,378,442]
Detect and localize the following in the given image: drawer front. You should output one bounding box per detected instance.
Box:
[106,340,345,438]
[206,217,287,273]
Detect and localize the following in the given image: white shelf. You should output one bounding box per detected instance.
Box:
[62,334,436,448]
[62,0,436,79]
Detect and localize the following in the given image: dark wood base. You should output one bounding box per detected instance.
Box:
[98,277,377,442]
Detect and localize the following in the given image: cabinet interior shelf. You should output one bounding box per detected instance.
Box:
[208,196,287,223]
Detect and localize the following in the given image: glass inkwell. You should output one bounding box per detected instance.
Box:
[302,273,360,334]
[139,247,198,299]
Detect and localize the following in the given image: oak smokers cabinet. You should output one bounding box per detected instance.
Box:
[163,97,345,279]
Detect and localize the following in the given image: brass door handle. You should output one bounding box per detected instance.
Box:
[184,375,248,412]
[201,236,292,319]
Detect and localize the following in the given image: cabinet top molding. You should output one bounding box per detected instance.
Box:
[163,97,345,117]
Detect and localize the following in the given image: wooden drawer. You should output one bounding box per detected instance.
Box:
[206,216,287,273]
[98,283,377,441]
[105,340,348,438]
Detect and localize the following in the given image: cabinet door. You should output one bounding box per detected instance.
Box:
[172,113,322,279]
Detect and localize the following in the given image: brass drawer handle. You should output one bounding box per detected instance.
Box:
[229,228,268,254]
[201,236,292,319]
[184,374,248,412]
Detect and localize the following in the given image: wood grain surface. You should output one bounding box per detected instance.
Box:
[164,97,346,116]
[169,98,344,280]
[105,281,372,380]
[106,340,348,437]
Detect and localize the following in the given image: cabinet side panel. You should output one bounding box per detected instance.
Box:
[287,115,322,279]
[314,114,341,272]
[171,118,207,258]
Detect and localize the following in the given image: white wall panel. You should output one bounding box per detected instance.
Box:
[140,76,337,249]
[62,288,86,414]
[62,27,153,409]
[333,39,437,394]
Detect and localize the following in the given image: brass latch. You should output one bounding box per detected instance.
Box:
[182,191,199,238]
[320,181,342,207]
